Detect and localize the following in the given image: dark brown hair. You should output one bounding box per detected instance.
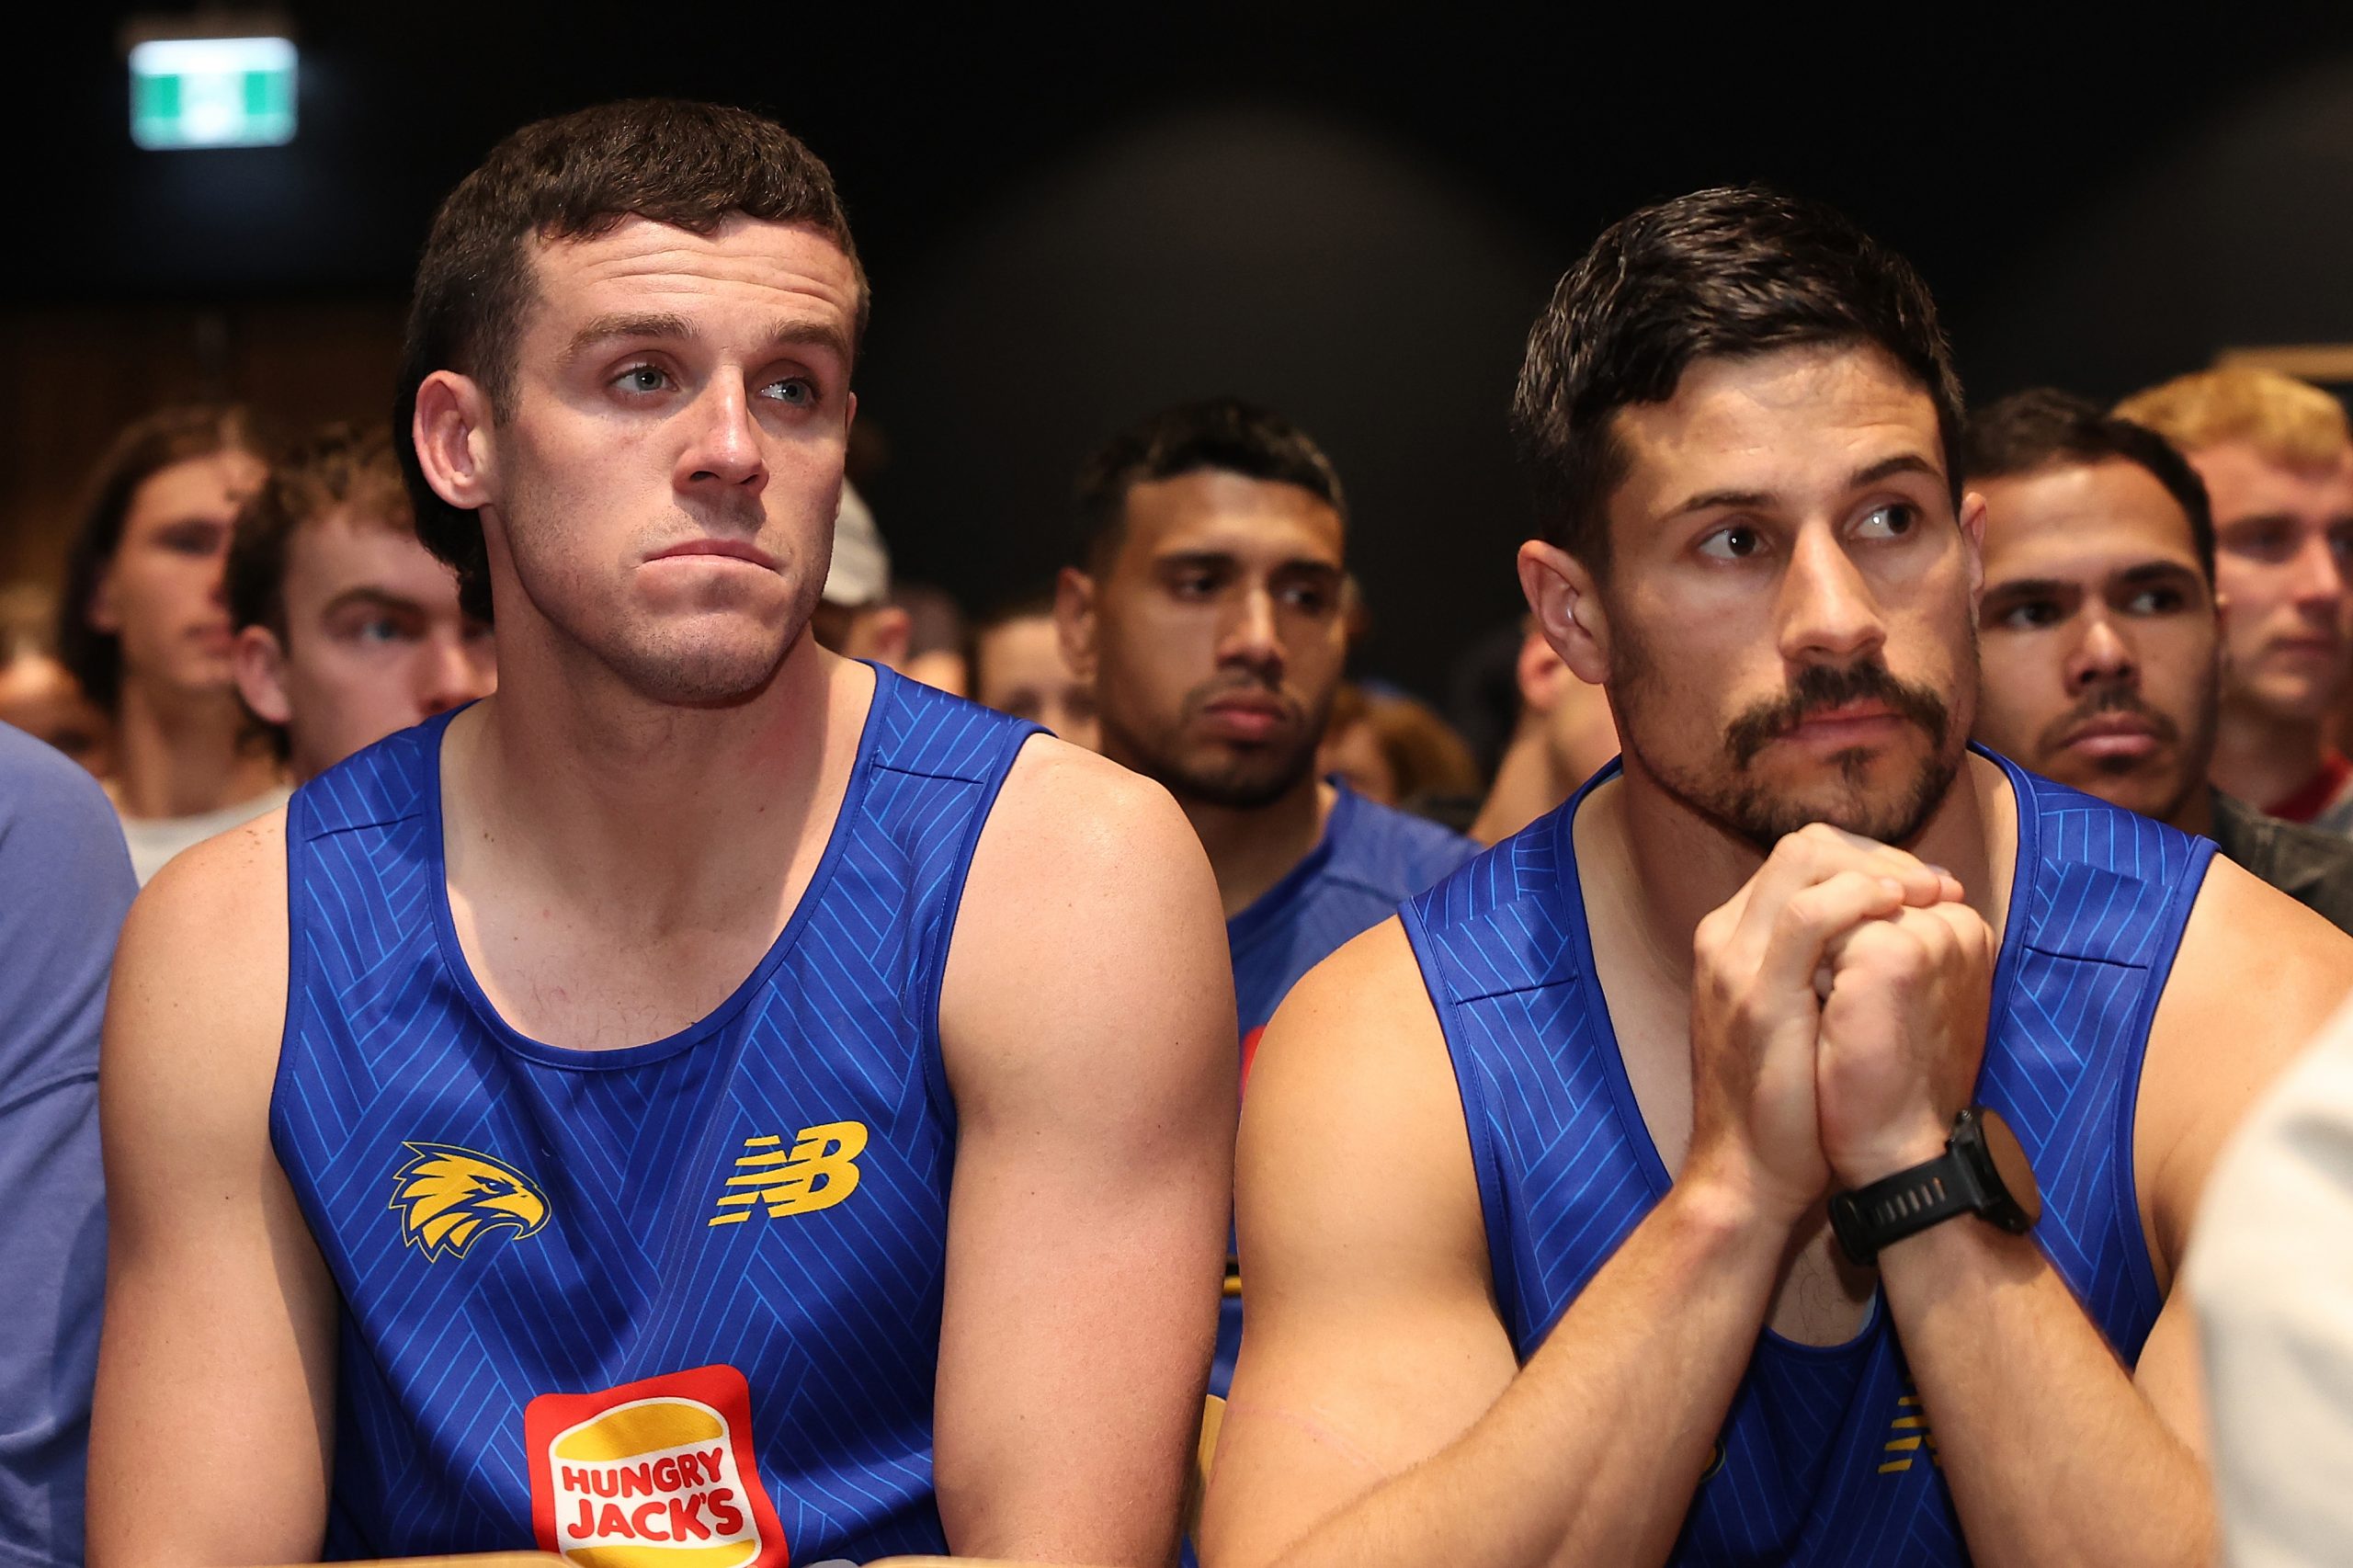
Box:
[55,404,265,714]
[1512,187,1963,576]
[395,98,870,621]
[1962,388,2215,585]
[1071,398,1348,574]
[226,422,416,640]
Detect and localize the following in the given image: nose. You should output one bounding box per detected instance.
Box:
[416,629,495,719]
[2064,608,2137,696]
[1216,583,1286,683]
[675,375,769,500]
[1775,526,1887,670]
[2285,530,2349,613]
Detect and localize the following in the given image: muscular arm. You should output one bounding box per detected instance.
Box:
[1861,856,2353,1568]
[1198,918,1792,1568]
[932,739,1237,1566]
[85,816,339,1568]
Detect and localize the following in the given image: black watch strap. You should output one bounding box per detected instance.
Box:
[1829,1151,1976,1267]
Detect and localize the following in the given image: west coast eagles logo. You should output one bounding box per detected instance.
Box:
[389,1142,551,1261]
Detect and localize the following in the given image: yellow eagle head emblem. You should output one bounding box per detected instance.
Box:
[389,1142,550,1261]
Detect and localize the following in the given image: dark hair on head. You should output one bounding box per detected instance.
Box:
[395,97,869,623]
[1511,187,1963,574]
[227,422,416,642]
[1962,388,2216,585]
[1071,397,1347,573]
[55,403,266,715]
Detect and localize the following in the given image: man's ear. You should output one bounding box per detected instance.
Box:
[85,560,123,636]
[858,605,912,672]
[1518,540,1609,686]
[232,623,294,727]
[1959,487,1988,604]
[1055,566,1100,684]
[412,371,498,513]
[1516,623,1571,717]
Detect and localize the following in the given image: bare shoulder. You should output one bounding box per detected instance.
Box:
[978,732,1208,876]
[2141,852,2353,1270]
[108,807,291,1119]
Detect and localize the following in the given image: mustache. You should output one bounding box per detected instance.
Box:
[1724,661,1949,769]
[2034,685,2179,755]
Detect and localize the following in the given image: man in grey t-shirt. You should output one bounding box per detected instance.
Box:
[0,723,136,1568]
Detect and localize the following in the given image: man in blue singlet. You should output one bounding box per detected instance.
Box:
[1055,399,1476,1395]
[89,100,1236,1568]
[1199,188,2353,1568]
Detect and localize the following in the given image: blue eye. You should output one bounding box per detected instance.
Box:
[763,378,814,406]
[614,365,669,394]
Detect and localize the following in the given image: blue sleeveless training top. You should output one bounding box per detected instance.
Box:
[271,668,1040,1566]
[1400,749,2212,1566]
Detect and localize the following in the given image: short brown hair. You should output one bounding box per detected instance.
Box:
[227,423,415,640]
[55,404,265,714]
[2115,367,2351,472]
[395,98,870,622]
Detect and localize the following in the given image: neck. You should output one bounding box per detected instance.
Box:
[1597,749,2015,993]
[1176,772,1334,920]
[449,627,865,926]
[111,678,280,820]
[2208,698,2329,812]
[1471,725,1572,845]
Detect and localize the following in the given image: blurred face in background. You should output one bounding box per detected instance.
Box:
[0,653,114,776]
[88,449,267,704]
[1971,460,2218,825]
[1062,470,1347,811]
[1564,346,1979,851]
[973,610,1097,749]
[234,507,497,780]
[2188,440,2353,725]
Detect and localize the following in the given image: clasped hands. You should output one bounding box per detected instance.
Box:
[1687,822,1995,1228]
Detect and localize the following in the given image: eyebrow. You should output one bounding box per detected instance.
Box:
[1151,550,1342,576]
[1984,562,2204,600]
[564,312,852,367]
[319,586,427,619]
[1664,452,1947,521]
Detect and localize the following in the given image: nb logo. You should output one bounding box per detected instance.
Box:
[707,1121,867,1227]
[1878,1390,1939,1474]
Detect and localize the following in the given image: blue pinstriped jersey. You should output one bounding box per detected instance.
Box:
[269,668,1040,1567]
[1400,749,2211,1566]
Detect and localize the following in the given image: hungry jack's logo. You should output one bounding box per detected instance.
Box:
[527,1364,788,1568]
[388,1142,550,1261]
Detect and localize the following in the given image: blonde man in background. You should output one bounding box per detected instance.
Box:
[2118,368,2353,834]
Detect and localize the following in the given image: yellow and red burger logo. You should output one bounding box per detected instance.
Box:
[527,1364,787,1568]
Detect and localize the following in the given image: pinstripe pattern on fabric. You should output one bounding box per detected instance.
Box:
[1399,749,2211,1566]
[271,668,1040,1563]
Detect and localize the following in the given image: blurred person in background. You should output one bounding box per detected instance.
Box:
[1317,683,1483,814]
[894,581,969,696]
[1966,389,2353,930]
[2118,368,2353,835]
[808,479,912,669]
[1058,397,1475,1397]
[225,424,496,784]
[971,589,1097,747]
[0,722,136,1568]
[55,406,288,882]
[0,584,113,777]
[1468,621,1620,843]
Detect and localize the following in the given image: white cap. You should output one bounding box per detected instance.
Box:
[822,482,891,608]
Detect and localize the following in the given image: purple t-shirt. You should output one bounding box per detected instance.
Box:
[0,724,136,1568]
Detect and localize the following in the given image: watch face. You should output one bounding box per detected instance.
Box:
[1976,1108,2042,1228]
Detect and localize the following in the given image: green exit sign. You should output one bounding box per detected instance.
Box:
[130,37,296,150]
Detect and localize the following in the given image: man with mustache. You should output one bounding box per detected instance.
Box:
[1056,398,1475,1396]
[2117,368,2353,836]
[1966,389,2353,930]
[1198,188,2353,1568]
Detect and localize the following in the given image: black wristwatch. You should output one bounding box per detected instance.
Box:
[1829,1106,2042,1267]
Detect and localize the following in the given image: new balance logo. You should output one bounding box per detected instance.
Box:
[1879,1392,1939,1474]
[707,1122,867,1227]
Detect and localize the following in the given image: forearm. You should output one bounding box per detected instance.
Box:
[1879,1221,2213,1568]
[1261,1182,1786,1568]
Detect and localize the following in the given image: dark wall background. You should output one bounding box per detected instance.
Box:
[15,5,2353,697]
